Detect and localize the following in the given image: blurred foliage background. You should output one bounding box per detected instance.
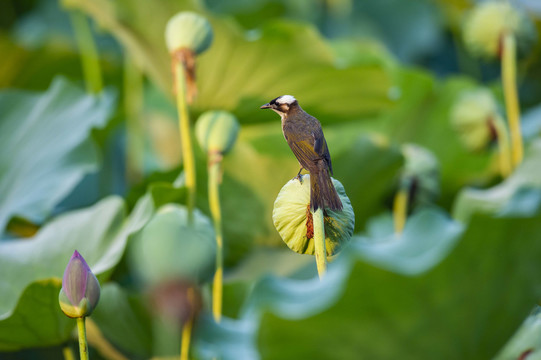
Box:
[2,0,541,359]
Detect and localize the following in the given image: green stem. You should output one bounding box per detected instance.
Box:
[493,116,512,178]
[312,208,327,278]
[124,55,145,184]
[63,345,75,360]
[76,317,89,360]
[175,62,196,223]
[208,155,223,322]
[69,11,103,94]
[180,287,195,360]
[502,32,522,168]
[393,188,409,234]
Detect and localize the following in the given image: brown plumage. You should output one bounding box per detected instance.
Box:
[260,95,343,212]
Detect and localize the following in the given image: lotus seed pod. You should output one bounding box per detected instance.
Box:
[451,89,499,151]
[273,175,354,257]
[59,250,100,318]
[401,144,440,206]
[130,204,216,285]
[463,1,536,59]
[196,111,240,155]
[165,12,213,55]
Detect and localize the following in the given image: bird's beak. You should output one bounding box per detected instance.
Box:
[260,103,272,109]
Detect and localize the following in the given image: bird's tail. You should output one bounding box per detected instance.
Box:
[310,161,343,212]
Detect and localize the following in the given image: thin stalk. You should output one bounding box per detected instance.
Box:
[175,62,196,223]
[312,208,327,278]
[208,154,223,322]
[493,116,512,178]
[180,287,196,360]
[124,56,145,184]
[76,317,89,360]
[63,345,75,360]
[180,318,193,360]
[393,188,409,234]
[502,32,522,167]
[69,11,103,94]
[86,318,129,360]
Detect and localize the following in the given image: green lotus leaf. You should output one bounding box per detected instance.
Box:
[352,208,464,275]
[62,0,395,124]
[0,194,154,350]
[260,212,541,359]
[91,283,153,358]
[453,140,541,222]
[0,77,114,234]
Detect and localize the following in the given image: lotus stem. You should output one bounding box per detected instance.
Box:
[393,187,409,234]
[312,208,327,278]
[69,11,102,94]
[124,56,144,184]
[175,62,196,223]
[501,32,522,168]
[493,116,512,177]
[76,317,89,360]
[86,318,129,360]
[208,153,223,321]
[63,345,75,360]
[180,287,196,360]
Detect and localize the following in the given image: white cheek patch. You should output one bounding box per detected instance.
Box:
[277,95,296,105]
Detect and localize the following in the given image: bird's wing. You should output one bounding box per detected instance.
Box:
[288,138,319,169]
[322,137,333,175]
[312,129,333,176]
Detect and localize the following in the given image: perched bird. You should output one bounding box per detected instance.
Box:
[260,95,343,212]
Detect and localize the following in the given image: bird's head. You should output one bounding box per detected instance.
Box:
[260,95,298,118]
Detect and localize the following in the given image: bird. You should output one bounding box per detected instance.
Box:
[260,95,343,212]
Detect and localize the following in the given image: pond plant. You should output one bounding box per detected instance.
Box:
[463,0,537,168]
[1,1,541,359]
[59,251,101,360]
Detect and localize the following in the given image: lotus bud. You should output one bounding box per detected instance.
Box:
[195,111,240,157]
[130,204,216,285]
[401,144,439,206]
[273,175,354,257]
[165,12,213,55]
[58,250,100,318]
[165,12,213,103]
[451,89,500,151]
[463,1,536,59]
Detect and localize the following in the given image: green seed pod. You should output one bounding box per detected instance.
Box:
[451,89,499,151]
[165,12,213,55]
[462,1,536,59]
[273,175,354,257]
[195,111,240,155]
[401,144,440,206]
[129,204,216,285]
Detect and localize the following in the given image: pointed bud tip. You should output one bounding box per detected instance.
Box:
[59,250,100,318]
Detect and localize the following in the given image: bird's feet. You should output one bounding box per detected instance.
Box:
[294,173,303,184]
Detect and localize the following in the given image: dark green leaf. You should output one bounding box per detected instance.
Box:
[0,194,153,350]
[91,283,153,358]
[0,77,114,233]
